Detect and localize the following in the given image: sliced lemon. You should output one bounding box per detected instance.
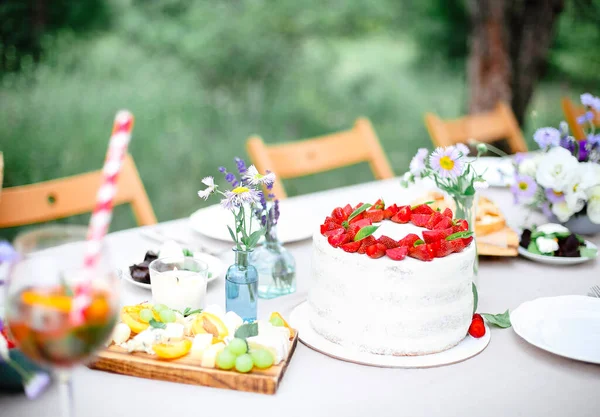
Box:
[153,339,192,360]
[269,312,295,339]
[191,312,228,340]
[120,305,160,334]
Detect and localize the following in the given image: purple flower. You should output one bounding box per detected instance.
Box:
[581,93,595,107]
[219,167,238,188]
[577,111,595,125]
[533,127,560,149]
[24,372,51,399]
[234,157,247,174]
[560,136,589,161]
[511,175,538,203]
[545,188,565,203]
[588,134,600,147]
[541,202,553,219]
[514,153,528,164]
[0,241,17,264]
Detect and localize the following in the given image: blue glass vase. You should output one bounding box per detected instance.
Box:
[250,226,296,299]
[225,249,258,322]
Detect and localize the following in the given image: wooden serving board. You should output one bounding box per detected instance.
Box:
[88,332,298,395]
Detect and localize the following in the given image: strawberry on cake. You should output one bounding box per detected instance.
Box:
[308,199,476,356]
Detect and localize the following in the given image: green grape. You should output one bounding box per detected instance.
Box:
[270,316,285,327]
[235,354,254,373]
[139,308,153,323]
[153,304,168,313]
[216,349,236,370]
[227,338,247,356]
[251,349,274,369]
[159,309,176,323]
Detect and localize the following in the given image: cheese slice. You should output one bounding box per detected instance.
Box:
[190,333,214,360]
[201,342,226,368]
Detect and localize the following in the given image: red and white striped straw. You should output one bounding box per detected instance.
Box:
[70,110,134,325]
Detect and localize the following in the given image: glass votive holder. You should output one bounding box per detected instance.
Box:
[149,257,208,311]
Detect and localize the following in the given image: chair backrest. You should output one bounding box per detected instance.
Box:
[246,118,394,198]
[424,102,527,154]
[0,153,157,228]
[561,97,600,140]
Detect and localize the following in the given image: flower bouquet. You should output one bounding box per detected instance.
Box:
[511,93,600,234]
[197,157,275,321]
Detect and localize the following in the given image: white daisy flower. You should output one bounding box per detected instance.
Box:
[243,165,276,186]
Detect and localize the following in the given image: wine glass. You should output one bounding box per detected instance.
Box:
[4,225,119,417]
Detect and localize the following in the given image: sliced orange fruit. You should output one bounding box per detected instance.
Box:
[120,305,160,334]
[21,291,72,313]
[191,312,228,341]
[153,339,192,360]
[269,312,295,339]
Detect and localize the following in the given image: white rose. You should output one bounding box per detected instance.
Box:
[551,200,575,223]
[535,147,580,192]
[519,158,538,177]
[586,185,600,224]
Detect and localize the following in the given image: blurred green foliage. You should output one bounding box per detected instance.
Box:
[0,0,598,240]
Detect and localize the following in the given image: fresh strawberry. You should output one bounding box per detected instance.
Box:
[431,240,455,257]
[397,233,421,247]
[408,244,435,261]
[320,222,340,235]
[454,219,469,231]
[411,213,431,227]
[442,235,473,254]
[377,235,399,249]
[323,227,345,237]
[354,202,364,210]
[462,236,474,247]
[473,313,483,322]
[331,207,348,222]
[433,217,452,230]
[388,204,400,214]
[425,212,445,230]
[373,199,385,210]
[345,223,361,240]
[422,229,453,243]
[343,204,353,217]
[386,246,408,261]
[341,241,362,253]
[391,205,411,223]
[365,209,384,223]
[328,233,351,248]
[366,243,387,259]
[383,208,395,220]
[351,218,372,228]
[412,204,434,215]
[468,316,486,338]
[443,207,453,219]
[357,236,377,254]
[349,212,365,223]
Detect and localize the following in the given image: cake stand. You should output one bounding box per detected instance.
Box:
[289,301,490,368]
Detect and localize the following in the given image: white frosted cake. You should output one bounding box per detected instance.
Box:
[308,201,476,356]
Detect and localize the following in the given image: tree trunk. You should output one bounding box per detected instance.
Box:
[467,0,564,125]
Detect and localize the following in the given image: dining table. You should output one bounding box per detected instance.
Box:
[1,177,599,417]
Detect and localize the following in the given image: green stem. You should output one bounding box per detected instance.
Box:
[7,358,33,382]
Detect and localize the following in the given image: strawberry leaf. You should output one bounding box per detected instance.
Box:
[413,239,425,247]
[348,203,372,222]
[353,225,379,242]
[481,310,511,328]
[411,200,435,210]
[446,231,474,241]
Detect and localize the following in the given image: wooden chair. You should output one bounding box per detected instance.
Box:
[0,153,157,228]
[562,97,600,141]
[424,102,527,154]
[246,118,394,198]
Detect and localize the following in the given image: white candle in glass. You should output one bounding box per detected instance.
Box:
[149,257,208,311]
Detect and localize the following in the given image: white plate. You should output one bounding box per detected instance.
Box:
[120,252,224,290]
[289,301,490,368]
[470,156,515,187]
[518,241,597,265]
[512,295,600,364]
[189,200,316,244]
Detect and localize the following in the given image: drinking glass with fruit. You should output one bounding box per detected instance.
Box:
[4,226,119,417]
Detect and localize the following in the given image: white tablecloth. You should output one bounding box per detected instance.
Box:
[2,179,599,417]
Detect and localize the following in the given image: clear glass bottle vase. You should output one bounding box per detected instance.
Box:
[250,226,296,299]
[452,193,479,282]
[225,249,258,322]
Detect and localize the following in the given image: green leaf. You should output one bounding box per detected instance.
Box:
[347,203,372,222]
[149,319,166,329]
[227,225,238,243]
[472,283,478,314]
[353,225,379,242]
[234,322,258,340]
[413,239,425,247]
[481,310,512,328]
[183,308,202,317]
[182,248,193,257]
[527,241,543,255]
[411,201,434,209]
[247,229,265,248]
[464,184,476,196]
[446,231,474,241]
[580,246,598,258]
